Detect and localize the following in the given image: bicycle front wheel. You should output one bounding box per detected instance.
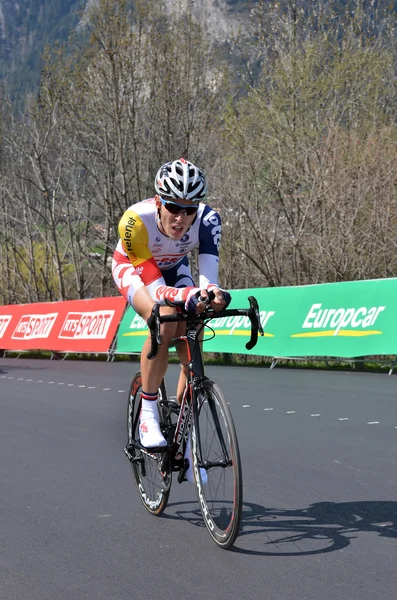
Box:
[126,372,171,516]
[191,380,243,548]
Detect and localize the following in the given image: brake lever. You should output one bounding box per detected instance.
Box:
[245,296,264,350]
[251,296,264,336]
[146,304,162,360]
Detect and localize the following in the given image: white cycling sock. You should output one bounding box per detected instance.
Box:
[140,392,159,421]
[139,391,166,448]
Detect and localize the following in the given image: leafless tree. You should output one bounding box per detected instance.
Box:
[218,0,397,288]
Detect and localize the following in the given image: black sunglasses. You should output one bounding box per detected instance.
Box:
[160,197,199,216]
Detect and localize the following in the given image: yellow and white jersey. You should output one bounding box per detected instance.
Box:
[112,198,221,306]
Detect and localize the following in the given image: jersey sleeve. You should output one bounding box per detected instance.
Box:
[198,206,221,288]
[118,209,161,285]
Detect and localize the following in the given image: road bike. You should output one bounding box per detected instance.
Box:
[124,294,264,549]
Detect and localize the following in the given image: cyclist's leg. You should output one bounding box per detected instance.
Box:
[163,257,195,404]
[132,285,180,391]
[133,286,179,447]
[140,308,180,392]
[175,325,204,404]
[175,325,189,404]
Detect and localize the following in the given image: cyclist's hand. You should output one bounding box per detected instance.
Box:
[185,288,209,315]
[208,287,231,312]
[196,289,211,314]
[185,287,231,314]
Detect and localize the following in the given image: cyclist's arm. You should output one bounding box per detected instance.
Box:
[198,206,224,289]
[198,206,231,309]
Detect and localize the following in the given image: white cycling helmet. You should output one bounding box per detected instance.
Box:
[155,158,207,202]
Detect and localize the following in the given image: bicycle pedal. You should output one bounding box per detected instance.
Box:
[134,440,169,454]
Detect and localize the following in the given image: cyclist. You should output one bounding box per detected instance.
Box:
[112,158,231,448]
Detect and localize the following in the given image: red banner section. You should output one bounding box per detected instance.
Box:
[0,297,126,353]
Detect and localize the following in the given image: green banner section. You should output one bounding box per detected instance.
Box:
[116,278,397,358]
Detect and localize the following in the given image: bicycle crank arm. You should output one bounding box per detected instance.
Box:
[177,459,190,484]
[200,459,233,469]
[123,445,143,463]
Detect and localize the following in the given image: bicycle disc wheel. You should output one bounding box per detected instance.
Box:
[191,380,243,548]
[126,372,172,516]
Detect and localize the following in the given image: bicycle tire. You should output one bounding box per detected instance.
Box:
[191,380,243,548]
[126,372,172,516]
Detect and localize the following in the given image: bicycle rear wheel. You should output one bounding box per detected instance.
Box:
[191,380,243,548]
[126,372,172,516]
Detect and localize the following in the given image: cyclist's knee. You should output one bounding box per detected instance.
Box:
[180,362,189,376]
[160,320,178,344]
[158,306,180,343]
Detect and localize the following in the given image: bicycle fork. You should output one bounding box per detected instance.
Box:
[193,387,233,470]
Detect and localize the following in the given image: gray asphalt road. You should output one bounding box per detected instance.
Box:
[1,358,397,600]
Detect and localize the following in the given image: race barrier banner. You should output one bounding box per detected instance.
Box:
[0,297,126,353]
[116,278,397,358]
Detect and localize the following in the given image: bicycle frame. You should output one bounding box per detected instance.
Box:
[132,296,264,479]
[160,316,234,481]
[173,324,206,465]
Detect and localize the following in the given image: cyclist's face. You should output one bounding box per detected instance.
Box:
[155,195,197,240]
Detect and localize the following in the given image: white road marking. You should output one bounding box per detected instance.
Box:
[346,464,365,473]
[4,376,396,431]
[333,460,366,475]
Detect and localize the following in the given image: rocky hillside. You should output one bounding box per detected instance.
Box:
[0,0,84,91]
[2,1,394,96]
[0,0,250,93]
